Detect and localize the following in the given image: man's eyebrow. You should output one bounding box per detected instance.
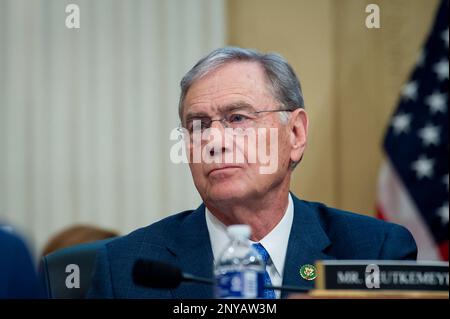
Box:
[184,102,256,121]
[218,102,256,113]
[184,111,210,122]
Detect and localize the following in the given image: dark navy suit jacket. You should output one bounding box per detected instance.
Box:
[87,195,417,299]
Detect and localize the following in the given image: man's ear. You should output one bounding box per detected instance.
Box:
[289,108,308,163]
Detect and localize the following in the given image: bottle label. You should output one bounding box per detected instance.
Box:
[215,270,264,299]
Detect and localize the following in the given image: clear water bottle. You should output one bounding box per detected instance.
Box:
[214,225,265,298]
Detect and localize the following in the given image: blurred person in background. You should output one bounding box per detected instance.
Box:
[0,226,45,298]
[41,224,119,258]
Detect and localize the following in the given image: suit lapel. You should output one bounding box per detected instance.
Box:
[169,204,215,299]
[281,195,333,298]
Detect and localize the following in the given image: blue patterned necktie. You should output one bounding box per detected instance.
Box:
[251,243,276,299]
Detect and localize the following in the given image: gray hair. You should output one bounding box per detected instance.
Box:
[178,47,305,120]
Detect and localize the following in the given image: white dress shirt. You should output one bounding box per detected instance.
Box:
[205,194,294,299]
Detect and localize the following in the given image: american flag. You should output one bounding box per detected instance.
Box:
[377,0,449,260]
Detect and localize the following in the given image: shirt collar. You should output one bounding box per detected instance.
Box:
[205,193,294,277]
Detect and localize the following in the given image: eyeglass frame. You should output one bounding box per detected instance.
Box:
[178,108,297,134]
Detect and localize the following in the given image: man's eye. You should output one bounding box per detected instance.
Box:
[188,119,210,131]
[228,113,249,123]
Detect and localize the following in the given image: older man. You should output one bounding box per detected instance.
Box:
[87,47,417,299]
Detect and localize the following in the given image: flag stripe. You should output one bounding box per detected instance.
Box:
[377,161,441,260]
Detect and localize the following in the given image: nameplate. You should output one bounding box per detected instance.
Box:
[315,260,449,291]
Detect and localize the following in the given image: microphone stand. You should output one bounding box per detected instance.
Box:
[265,284,310,293]
[182,273,215,285]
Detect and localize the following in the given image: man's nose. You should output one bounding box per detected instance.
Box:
[210,119,227,130]
[207,144,226,157]
[204,120,229,157]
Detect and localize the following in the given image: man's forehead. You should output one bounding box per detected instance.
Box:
[183,61,274,114]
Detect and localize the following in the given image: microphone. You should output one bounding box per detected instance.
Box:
[132,259,310,293]
[132,259,214,289]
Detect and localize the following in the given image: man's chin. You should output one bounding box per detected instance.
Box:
[206,184,248,203]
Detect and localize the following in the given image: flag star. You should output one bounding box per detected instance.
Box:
[417,50,426,67]
[418,124,440,146]
[442,28,449,48]
[402,81,419,100]
[391,113,412,134]
[411,155,435,179]
[425,92,447,114]
[443,174,449,192]
[433,59,449,81]
[436,202,449,225]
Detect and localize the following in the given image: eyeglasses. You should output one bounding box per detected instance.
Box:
[180,108,295,135]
